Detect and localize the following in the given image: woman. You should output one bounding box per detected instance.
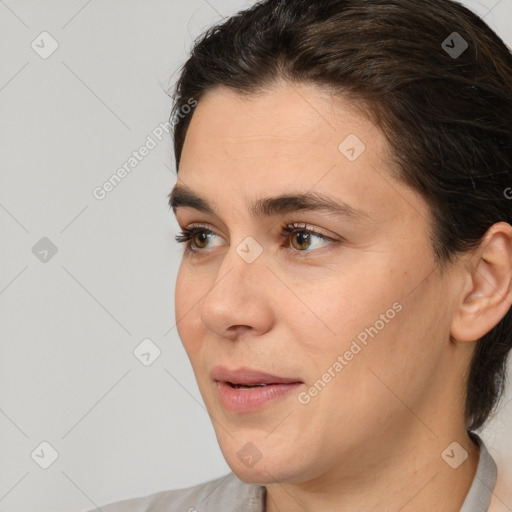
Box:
[91,0,512,510]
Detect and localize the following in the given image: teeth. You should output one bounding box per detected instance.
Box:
[231,383,268,389]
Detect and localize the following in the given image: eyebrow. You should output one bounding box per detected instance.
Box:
[168,184,370,222]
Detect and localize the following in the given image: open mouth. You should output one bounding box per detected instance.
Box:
[227,382,269,389]
[216,380,303,413]
[210,366,303,412]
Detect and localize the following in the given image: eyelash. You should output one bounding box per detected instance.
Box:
[175,223,338,256]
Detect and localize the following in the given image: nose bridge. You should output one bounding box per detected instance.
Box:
[199,236,271,335]
[207,235,265,303]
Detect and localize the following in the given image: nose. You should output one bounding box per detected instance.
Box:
[198,243,274,341]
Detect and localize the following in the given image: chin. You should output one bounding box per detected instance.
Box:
[218,438,309,486]
[229,464,273,485]
[227,458,292,486]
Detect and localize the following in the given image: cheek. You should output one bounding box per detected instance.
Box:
[300,297,441,449]
[174,266,206,355]
[174,266,189,323]
[336,273,448,415]
[299,259,402,343]
[296,254,438,385]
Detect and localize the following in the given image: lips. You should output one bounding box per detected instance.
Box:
[211,366,302,386]
[211,366,303,413]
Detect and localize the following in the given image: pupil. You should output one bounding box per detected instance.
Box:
[294,232,310,250]
[196,233,208,248]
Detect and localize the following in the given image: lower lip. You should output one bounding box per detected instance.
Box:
[216,381,303,413]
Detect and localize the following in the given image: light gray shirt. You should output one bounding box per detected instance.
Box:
[89,433,496,512]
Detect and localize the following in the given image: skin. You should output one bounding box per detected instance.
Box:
[172,81,512,512]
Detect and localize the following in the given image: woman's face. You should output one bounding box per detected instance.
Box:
[172,82,463,484]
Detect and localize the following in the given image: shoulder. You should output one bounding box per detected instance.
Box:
[87,472,265,512]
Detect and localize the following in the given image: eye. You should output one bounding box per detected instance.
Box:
[175,224,221,252]
[174,222,337,255]
[280,223,333,252]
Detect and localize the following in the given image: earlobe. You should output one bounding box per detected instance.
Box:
[451,222,512,343]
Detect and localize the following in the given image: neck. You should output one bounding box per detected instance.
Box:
[265,425,480,512]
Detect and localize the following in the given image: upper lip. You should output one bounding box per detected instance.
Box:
[211,366,302,385]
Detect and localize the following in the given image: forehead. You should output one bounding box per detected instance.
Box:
[182,83,374,156]
[176,82,430,229]
[179,83,383,186]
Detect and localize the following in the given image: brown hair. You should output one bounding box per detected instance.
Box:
[170,0,512,432]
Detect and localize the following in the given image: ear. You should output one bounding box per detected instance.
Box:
[451,222,512,342]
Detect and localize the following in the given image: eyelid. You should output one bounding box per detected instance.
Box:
[177,221,333,241]
[178,221,337,238]
[175,221,342,255]
[282,222,340,241]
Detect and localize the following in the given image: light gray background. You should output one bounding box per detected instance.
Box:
[0,1,511,511]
